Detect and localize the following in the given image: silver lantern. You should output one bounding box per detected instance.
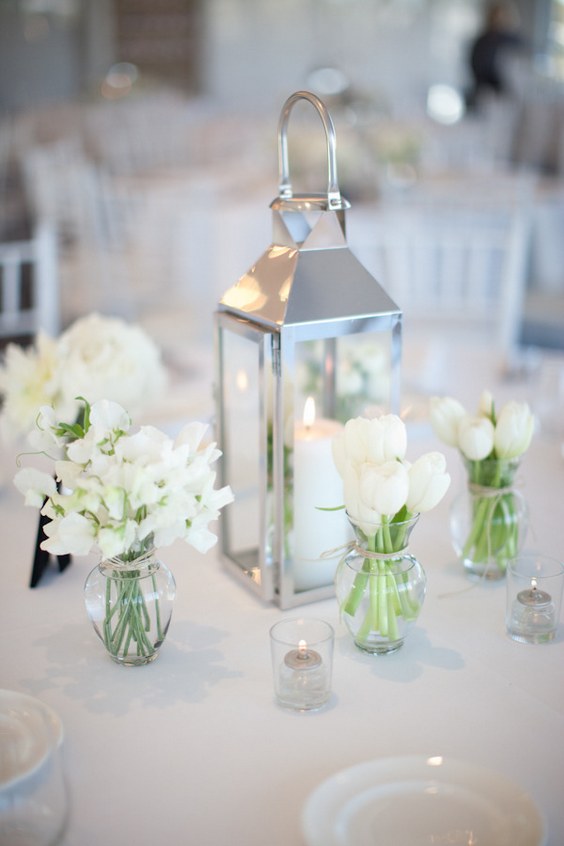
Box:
[215,91,401,608]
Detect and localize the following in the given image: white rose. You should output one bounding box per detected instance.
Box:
[56,313,166,418]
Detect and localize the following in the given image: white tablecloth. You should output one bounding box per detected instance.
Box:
[1,343,563,846]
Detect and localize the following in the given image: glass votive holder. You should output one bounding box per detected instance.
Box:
[270,618,334,711]
[506,554,564,644]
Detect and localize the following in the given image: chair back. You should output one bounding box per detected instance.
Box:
[348,202,532,369]
[0,223,60,341]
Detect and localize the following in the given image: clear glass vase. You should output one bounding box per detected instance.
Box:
[450,457,528,581]
[335,513,426,654]
[84,546,176,666]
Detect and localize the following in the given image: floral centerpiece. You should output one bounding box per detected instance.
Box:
[0,312,166,441]
[331,413,450,653]
[15,398,234,664]
[430,392,534,579]
[0,312,167,585]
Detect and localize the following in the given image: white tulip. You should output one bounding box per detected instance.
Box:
[406,452,451,513]
[358,460,409,517]
[478,389,495,421]
[429,396,466,447]
[458,415,495,461]
[342,417,372,465]
[331,430,347,478]
[333,413,406,474]
[373,414,407,463]
[342,462,379,529]
[494,401,534,459]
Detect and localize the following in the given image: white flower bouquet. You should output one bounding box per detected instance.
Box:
[331,414,450,650]
[15,398,233,661]
[430,392,534,578]
[0,313,166,441]
[16,398,233,558]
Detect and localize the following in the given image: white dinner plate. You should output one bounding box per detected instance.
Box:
[301,755,546,846]
[0,689,63,794]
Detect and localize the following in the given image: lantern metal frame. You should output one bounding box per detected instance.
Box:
[215,90,402,608]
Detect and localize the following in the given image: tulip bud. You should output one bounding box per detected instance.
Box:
[494,401,534,459]
[342,416,371,465]
[342,461,381,534]
[358,460,409,517]
[458,415,495,461]
[478,389,495,422]
[406,452,451,513]
[429,396,466,447]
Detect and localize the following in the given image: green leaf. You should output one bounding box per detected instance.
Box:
[315,504,345,512]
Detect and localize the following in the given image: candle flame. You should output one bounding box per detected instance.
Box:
[236,369,249,392]
[531,578,537,591]
[303,397,316,429]
[298,639,308,655]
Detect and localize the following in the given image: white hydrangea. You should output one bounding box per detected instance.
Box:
[0,313,166,441]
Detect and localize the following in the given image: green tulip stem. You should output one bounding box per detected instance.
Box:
[342,515,421,647]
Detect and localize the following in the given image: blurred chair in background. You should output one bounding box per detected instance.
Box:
[348,201,532,384]
[0,222,60,345]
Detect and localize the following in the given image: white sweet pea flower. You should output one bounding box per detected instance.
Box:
[358,460,409,517]
[41,512,96,556]
[14,391,233,561]
[97,521,138,559]
[406,452,451,513]
[429,396,466,447]
[458,415,495,461]
[66,400,131,464]
[494,401,534,459]
[14,467,57,507]
[27,405,66,457]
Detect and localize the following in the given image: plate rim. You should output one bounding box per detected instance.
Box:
[0,689,64,794]
[301,754,546,846]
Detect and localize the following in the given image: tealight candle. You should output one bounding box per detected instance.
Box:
[270,618,334,710]
[293,398,351,591]
[510,578,555,641]
[506,555,564,644]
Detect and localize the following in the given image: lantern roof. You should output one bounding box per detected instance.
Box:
[218,202,400,331]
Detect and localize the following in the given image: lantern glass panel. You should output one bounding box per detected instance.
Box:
[218,325,263,583]
[294,328,396,424]
[277,322,399,602]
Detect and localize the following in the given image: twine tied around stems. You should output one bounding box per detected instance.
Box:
[319,540,409,562]
[467,482,515,496]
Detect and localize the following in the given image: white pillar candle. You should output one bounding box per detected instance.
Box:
[293,398,351,591]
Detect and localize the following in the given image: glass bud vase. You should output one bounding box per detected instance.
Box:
[335,513,426,655]
[84,547,176,666]
[450,457,528,581]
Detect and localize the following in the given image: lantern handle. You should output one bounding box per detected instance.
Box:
[277,90,346,210]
